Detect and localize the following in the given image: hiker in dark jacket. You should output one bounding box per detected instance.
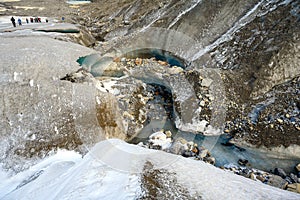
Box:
[10,17,16,27]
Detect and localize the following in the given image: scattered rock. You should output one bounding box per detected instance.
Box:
[224,129,230,133]
[296,163,300,172]
[169,140,187,155]
[182,151,195,158]
[285,176,294,184]
[165,130,172,138]
[191,145,199,154]
[290,173,298,183]
[176,137,188,145]
[267,175,288,189]
[200,100,206,107]
[276,118,284,124]
[60,68,94,83]
[135,58,143,65]
[145,132,215,166]
[256,175,266,182]
[274,168,287,179]
[113,57,121,62]
[201,78,213,87]
[157,60,168,66]
[186,141,194,150]
[169,66,183,74]
[199,149,208,159]
[238,159,249,166]
[102,62,125,77]
[220,163,300,192]
[204,157,216,165]
[123,20,130,25]
[286,183,300,193]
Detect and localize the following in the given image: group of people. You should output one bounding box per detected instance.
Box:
[10,16,48,27]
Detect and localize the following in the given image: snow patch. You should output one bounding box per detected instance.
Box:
[29,79,34,87]
[66,1,91,5]
[0,139,299,199]
[175,118,209,133]
[149,131,172,150]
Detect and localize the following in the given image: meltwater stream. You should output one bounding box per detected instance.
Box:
[77,49,299,174]
[133,122,300,174]
[126,74,298,174]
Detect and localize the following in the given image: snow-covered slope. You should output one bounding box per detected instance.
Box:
[0,139,299,200]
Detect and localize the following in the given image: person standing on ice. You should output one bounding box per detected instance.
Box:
[10,17,16,27]
[18,18,22,26]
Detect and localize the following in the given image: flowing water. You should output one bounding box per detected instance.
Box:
[78,39,299,173]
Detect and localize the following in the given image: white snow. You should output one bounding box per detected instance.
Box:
[203,125,222,136]
[0,141,142,200]
[0,16,78,36]
[149,131,172,150]
[168,0,203,29]
[0,149,82,199]
[29,79,34,87]
[94,79,120,95]
[0,0,20,2]
[0,139,299,200]
[66,1,91,5]
[175,118,209,133]
[140,2,170,32]
[14,6,45,11]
